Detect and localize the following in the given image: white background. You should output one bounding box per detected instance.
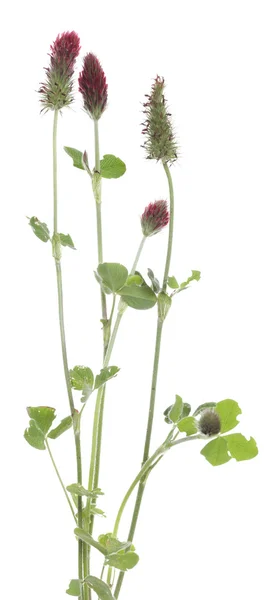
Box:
[1,1,265,598]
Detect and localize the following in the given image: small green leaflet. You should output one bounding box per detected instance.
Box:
[201,436,231,466]
[168,270,201,292]
[167,275,179,289]
[215,399,241,433]
[98,533,132,554]
[64,147,85,170]
[94,366,120,390]
[167,395,183,423]
[182,403,191,418]
[28,216,50,242]
[70,366,94,402]
[66,579,81,596]
[66,483,103,498]
[59,233,75,249]
[177,416,198,435]
[126,274,143,286]
[48,415,73,439]
[224,433,258,461]
[104,551,139,571]
[84,575,116,600]
[147,268,161,293]
[100,154,126,179]
[118,282,157,310]
[24,406,56,450]
[97,263,128,293]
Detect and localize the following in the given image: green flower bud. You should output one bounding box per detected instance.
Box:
[199,409,221,436]
[142,76,178,163]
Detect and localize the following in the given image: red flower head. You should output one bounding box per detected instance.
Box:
[39,31,81,112]
[79,53,108,120]
[141,200,170,237]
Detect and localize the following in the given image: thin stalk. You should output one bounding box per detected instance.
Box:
[114,161,175,599]
[131,236,146,274]
[46,438,77,522]
[52,110,83,597]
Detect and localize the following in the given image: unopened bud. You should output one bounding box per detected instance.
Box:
[199,409,221,436]
[141,200,169,237]
[79,53,108,120]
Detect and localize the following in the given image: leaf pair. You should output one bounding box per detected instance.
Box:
[24,406,74,449]
[74,528,139,571]
[96,263,157,310]
[64,147,126,179]
[28,216,75,248]
[70,365,120,403]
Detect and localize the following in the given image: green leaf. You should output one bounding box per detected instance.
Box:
[193,402,217,417]
[167,275,179,289]
[84,576,115,600]
[27,406,56,435]
[201,436,232,466]
[147,268,161,293]
[105,551,139,571]
[97,263,128,293]
[64,147,85,170]
[215,399,241,433]
[70,366,94,402]
[100,154,126,179]
[178,270,201,291]
[66,483,103,498]
[224,434,258,461]
[118,281,157,310]
[90,506,106,517]
[177,416,198,435]
[94,366,120,390]
[74,528,107,555]
[66,579,81,596]
[98,533,132,554]
[59,233,75,249]
[182,403,191,418]
[48,415,73,439]
[28,216,50,242]
[168,395,183,423]
[24,420,46,450]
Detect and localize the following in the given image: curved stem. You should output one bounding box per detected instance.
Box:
[52,110,83,597]
[46,438,77,522]
[114,161,175,599]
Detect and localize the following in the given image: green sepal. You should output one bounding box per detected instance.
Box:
[48,415,73,439]
[200,436,232,466]
[66,579,81,596]
[97,263,128,293]
[94,366,120,390]
[224,433,258,461]
[84,576,116,600]
[215,399,241,433]
[177,416,198,435]
[64,147,85,170]
[28,216,50,242]
[193,402,217,417]
[59,233,75,249]
[100,154,126,179]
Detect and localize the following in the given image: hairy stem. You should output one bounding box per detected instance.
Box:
[114,161,175,598]
[52,110,83,597]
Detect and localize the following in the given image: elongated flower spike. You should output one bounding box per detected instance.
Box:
[79,53,108,120]
[39,31,81,112]
[141,200,170,237]
[142,76,178,163]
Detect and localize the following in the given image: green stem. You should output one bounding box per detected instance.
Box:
[114,161,175,599]
[52,110,83,597]
[131,236,146,274]
[46,438,77,522]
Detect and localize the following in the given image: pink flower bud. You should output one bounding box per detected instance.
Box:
[78,53,108,120]
[39,31,81,112]
[141,200,169,237]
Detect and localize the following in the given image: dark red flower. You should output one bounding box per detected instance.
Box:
[141,200,170,237]
[79,53,108,120]
[39,31,81,112]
